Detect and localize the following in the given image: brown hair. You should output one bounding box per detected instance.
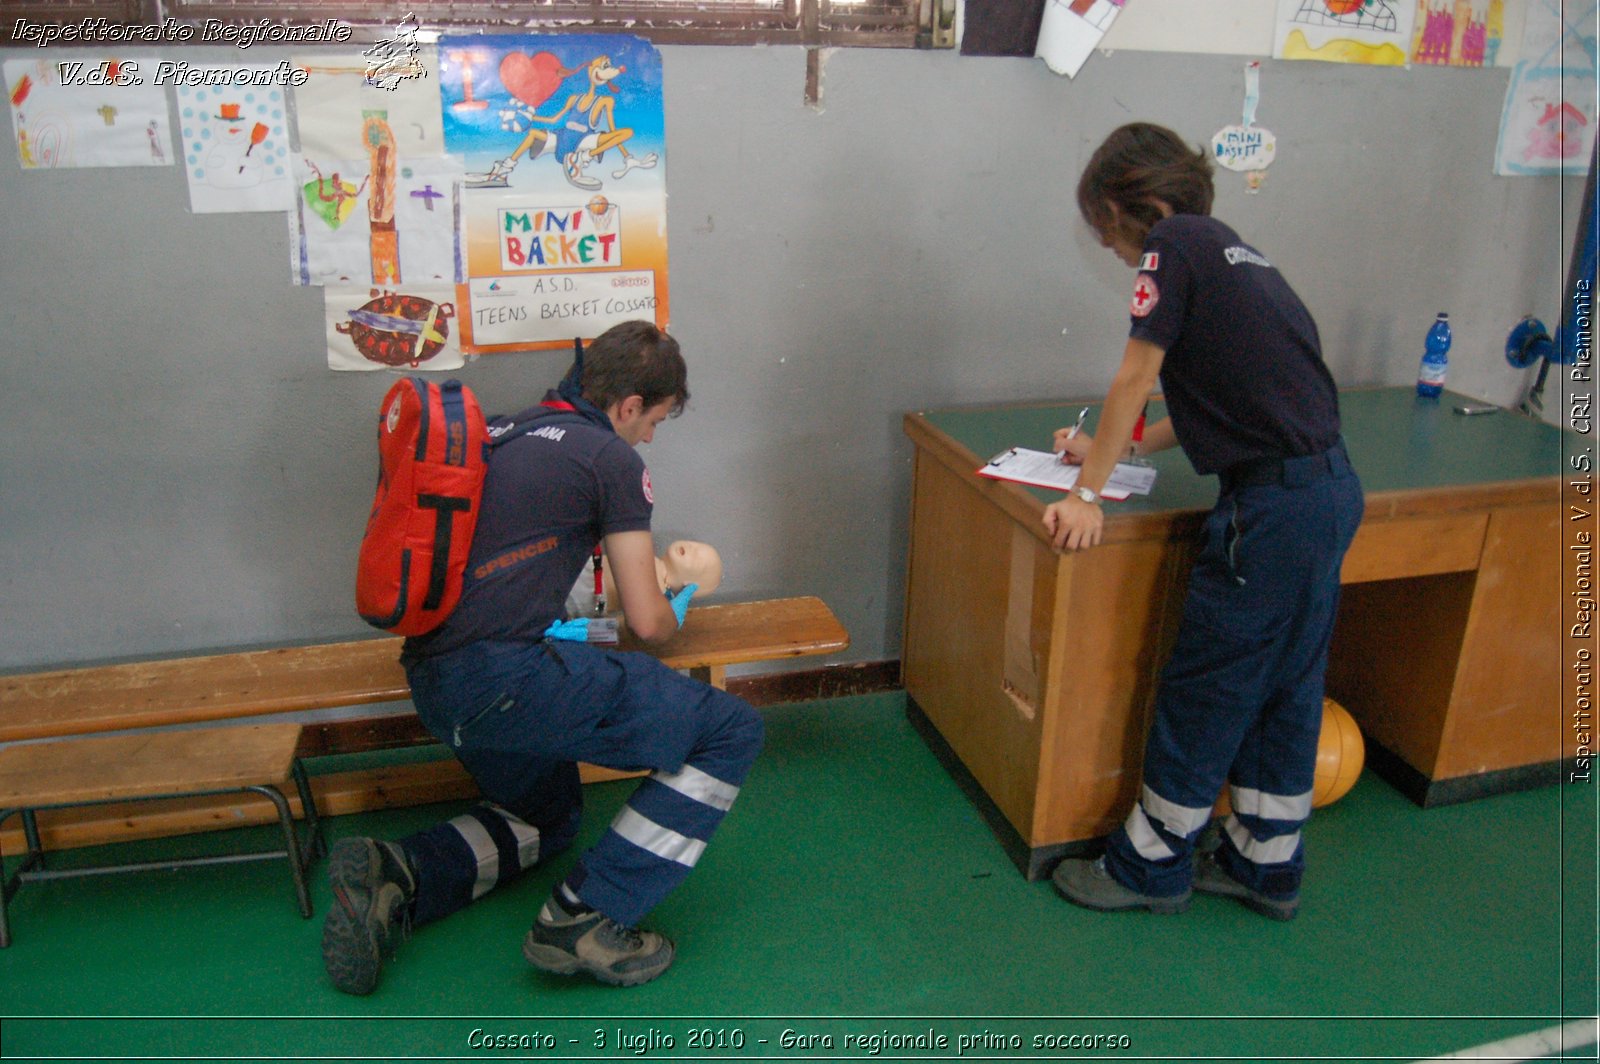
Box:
[579,320,689,415]
[1077,123,1214,249]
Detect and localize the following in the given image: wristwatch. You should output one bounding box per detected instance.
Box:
[1071,485,1101,505]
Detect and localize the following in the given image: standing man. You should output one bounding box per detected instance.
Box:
[1046,124,1364,921]
[322,320,763,992]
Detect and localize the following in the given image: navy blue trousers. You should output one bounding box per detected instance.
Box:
[401,638,763,927]
[1104,444,1363,900]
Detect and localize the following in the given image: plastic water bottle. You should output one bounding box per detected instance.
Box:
[1416,312,1452,399]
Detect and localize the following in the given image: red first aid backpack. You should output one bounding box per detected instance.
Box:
[356,377,491,636]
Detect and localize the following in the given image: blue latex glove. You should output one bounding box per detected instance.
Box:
[668,583,698,627]
[543,617,590,642]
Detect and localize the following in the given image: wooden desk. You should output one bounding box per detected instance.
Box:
[902,387,1568,879]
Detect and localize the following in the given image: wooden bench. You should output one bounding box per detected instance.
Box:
[0,722,321,947]
[0,596,849,862]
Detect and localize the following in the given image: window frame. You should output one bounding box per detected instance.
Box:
[1,0,955,49]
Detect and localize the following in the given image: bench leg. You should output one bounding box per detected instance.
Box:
[290,759,324,865]
[22,809,43,867]
[690,664,728,689]
[248,785,312,920]
[0,807,43,949]
[0,806,15,948]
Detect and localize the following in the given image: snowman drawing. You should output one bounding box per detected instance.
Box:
[204,102,269,189]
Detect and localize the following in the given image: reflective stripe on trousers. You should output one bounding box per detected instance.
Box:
[1103,458,1363,899]
[400,637,763,928]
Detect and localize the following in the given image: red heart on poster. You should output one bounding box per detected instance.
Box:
[499,51,566,108]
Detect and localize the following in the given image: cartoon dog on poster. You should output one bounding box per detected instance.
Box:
[467,52,657,191]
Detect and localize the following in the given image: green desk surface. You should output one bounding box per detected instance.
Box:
[918,387,1570,516]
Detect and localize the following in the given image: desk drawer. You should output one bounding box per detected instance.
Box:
[1341,513,1487,584]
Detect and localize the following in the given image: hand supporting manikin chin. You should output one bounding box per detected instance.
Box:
[551,541,724,642]
[655,540,723,596]
[597,540,723,612]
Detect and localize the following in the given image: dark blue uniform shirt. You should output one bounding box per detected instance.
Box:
[402,395,652,661]
[1128,214,1341,475]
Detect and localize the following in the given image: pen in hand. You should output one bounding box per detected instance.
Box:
[1058,407,1088,463]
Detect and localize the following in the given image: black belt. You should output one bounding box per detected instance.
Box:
[1219,440,1351,494]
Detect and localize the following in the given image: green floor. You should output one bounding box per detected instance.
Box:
[1,692,1595,1062]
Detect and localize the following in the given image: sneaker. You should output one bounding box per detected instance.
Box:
[1193,851,1299,921]
[321,837,416,995]
[611,151,658,180]
[522,895,674,987]
[562,151,602,191]
[464,157,515,188]
[1052,855,1191,914]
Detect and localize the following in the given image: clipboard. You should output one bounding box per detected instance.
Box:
[977,447,1157,501]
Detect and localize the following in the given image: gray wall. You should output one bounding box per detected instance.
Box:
[0,43,1585,672]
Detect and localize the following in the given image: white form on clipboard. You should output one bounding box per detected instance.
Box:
[977,447,1157,501]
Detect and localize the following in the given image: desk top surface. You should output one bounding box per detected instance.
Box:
[913,386,1570,515]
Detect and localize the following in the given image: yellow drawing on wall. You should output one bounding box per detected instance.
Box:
[1279,28,1407,62]
[1275,0,1415,65]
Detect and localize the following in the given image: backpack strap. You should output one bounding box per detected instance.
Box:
[484,403,590,449]
[485,386,610,448]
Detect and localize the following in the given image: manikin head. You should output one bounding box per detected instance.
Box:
[657,539,722,596]
[601,540,723,606]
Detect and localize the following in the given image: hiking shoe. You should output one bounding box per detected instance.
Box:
[522,895,674,987]
[1193,851,1299,921]
[1052,856,1191,914]
[321,837,416,995]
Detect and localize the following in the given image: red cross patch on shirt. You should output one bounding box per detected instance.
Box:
[1130,273,1160,318]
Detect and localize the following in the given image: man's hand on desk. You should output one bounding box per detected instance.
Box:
[1043,494,1103,551]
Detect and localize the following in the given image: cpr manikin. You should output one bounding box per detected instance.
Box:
[569,540,722,617]
[653,540,722,596]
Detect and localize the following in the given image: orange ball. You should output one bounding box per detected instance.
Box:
[1312,697,1364,808]
[1210,697,1365,815]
